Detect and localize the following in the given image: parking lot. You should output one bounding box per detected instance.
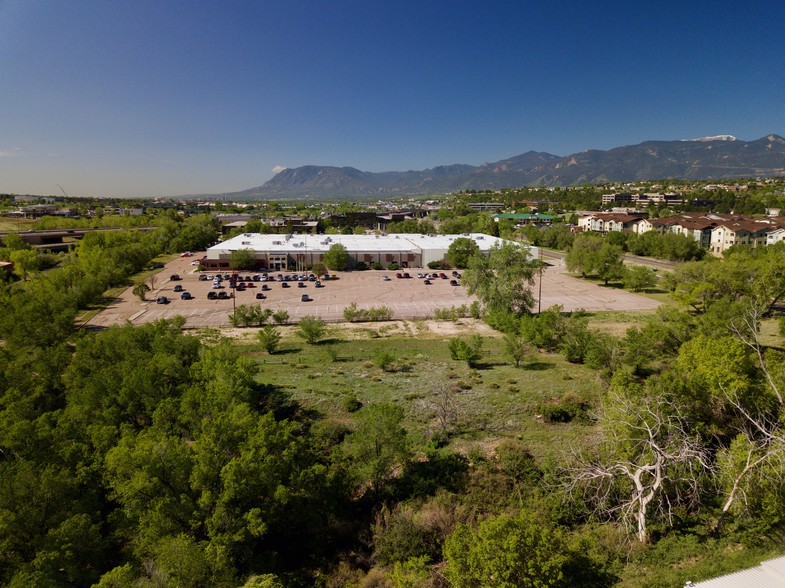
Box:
[85,254,661,328]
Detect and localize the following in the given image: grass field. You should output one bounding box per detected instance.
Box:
[0,217,35,231]
[225,319,604,461]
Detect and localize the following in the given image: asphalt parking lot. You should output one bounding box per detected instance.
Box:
[85,255,661,328]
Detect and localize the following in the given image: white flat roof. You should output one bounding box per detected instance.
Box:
[208,233,520,256]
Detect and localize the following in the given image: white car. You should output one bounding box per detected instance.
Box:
[382,275,391,281]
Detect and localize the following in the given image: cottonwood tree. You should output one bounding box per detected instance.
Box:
[567,392,710,543]
[462,241,536,315]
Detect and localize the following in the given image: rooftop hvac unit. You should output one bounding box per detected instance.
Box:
[272,241,282,245]
[242,241,251,245]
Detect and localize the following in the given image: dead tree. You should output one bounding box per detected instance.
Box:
[713,391,785,533]
[567,392,710,544]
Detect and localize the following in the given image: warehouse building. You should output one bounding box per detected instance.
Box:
[200,233,535,271]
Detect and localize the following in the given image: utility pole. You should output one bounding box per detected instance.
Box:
[537,246,543,314]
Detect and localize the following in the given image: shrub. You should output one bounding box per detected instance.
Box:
[371,262,384,270]
[344,395,363,412]
[355,261,368,271]
[257,325,281,354]
[448,335,483,367]
[387,261,399,271]
[374,350,395,372]
[272,310,290,325]
[297,315,327,344]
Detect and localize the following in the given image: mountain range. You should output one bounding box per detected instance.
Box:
[213,134,785,200]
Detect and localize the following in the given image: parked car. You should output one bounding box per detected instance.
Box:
[395,273,403,278]
[417,273,424,279]
[211,282,223,289]
[261,284,271,291]
[217,291,229,299]
[180,292,193,300]
[156,296,169,304]
[173,284,183,292]
[449,279,459,286]
[170,274,181,281]
[382,275,391,281]
[236,284,246,291]
[315,280,322,288]
[301,294,311,302]
[199,274,208,281]
[298,282,306,288]
[424,279,431,285]
[207,291,218,300]
[439,273,448,279]
[282,282,290,288]
[255,292,266,300]
[403,272,411,278]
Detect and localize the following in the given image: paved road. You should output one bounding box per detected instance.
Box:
[540,248,678,271]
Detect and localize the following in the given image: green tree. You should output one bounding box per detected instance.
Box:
[448,335,484,368]
[504,332,529,368]
[257,325,281,354]
[324,243,349,271]
[9,249,38,280]
[462,242,536,315]
[297,315,326,344]
[230,248,258,270]
[623,265,658,292]
[132,281,151,301]
[342,403,410,502]
[443,511,567,588]
[447,237,479,269]
[272,309,290,325]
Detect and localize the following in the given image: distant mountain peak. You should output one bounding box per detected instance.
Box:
[686,134,738,142]
[216,134,785,199]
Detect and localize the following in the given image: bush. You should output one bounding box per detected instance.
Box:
[540,392,591,424]
[344,395,362,412]
[374,350,395,372]
[448,335,483,367]
[387,261,399,271]
[355,261,368,271]
[297,315,327,344]
[257,325,281,354]
[272,310,290,325]
[371,262,384,270]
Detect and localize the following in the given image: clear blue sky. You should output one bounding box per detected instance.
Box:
[1,0,783,198]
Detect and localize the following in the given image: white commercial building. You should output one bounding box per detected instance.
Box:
[201,233,536,271]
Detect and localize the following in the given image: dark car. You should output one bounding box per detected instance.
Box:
[282,282,290,288]
[255,292,266,300]
[156,296,169,304]
[207,291,218,300]
[180,291,193,300]
[198,274,208,281]
[301,294,311,302]
[170,274,181,281]
[236,284,246,291]
[173,284,183,292]
[424,279,431,285]
[217,291,229,299]
[261,284,270,291]
[315,280,322,288]
[449,279,459,286]
[403,272,411,278]
[298,282,306,288]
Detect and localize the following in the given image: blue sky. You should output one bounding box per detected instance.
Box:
[1,0,783,198]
